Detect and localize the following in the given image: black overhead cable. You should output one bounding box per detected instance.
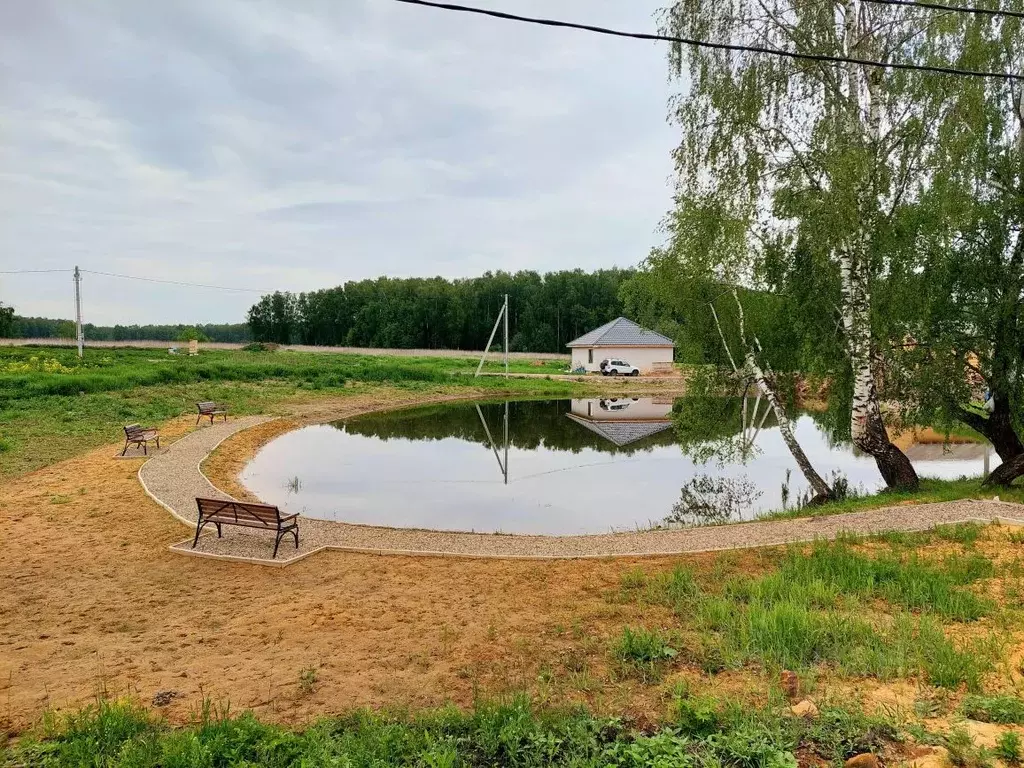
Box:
[393,0,1023,81]
[860,0,1024,20]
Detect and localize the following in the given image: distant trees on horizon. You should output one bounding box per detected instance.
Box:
[246,269,636,353]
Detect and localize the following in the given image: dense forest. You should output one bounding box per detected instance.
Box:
[5,317,251,343]
[246,269,636,353]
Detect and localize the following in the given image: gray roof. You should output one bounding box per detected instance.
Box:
[566,414,674,447]
[566,317,674,348]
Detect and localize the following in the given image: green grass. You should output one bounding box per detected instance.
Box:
[758,477,1024,522]
[996,732,1023,765]
[617,539,1003,690]
[0,346,583,480]
[611,627,678,681]
[3,695,902,768]
[960,694,1024,724]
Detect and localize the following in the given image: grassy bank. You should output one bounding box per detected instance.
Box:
[759,477,1024,522]
[2,695,903,768]
[0,346,578,480]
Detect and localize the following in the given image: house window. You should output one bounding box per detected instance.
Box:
[588,349,593,364]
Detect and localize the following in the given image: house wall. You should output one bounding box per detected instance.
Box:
[570,346,673,374]
[570,398,673,420]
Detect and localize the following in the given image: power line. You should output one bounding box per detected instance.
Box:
[0,269,69,274]
[860,0,1024,20]
[79,269,270,294]
[393,0,1023,81]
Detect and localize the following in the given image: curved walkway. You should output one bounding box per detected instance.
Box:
[141,417,1024,567]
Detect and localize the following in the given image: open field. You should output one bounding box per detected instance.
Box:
[3,345,1024,765]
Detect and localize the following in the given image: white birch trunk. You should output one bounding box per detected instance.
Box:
[714,295,835,501]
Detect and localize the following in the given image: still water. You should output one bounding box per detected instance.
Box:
[240,397,994,535]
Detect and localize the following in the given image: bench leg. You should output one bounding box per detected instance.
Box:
[196,413,202,425]
[273,530,284,559]
[215,522,222,538]
[143,441,147,456]
[192,518,207,549]
[155,437,160,450]
[122,439,130,457]
[293,526,299,549]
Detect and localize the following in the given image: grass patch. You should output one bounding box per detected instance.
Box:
[618,540,1002,689]
[611,626,678,682]
[5,696,904,768]
[997,732,1023,765]
[961,694,1024,724]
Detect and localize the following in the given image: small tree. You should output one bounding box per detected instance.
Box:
[176,326,210,343]
[0,302,14,338]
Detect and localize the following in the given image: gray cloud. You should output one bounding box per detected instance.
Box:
[0,0,679,325]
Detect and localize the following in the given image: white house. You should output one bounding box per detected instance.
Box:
[566,317,675,374]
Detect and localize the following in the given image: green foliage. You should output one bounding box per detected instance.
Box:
[996,731,1022,765]
[0,301,14,338]
[961,695,1024,725]
[247,269,635,353]
[611,627,678,681]
[175,326,210,343]
[945,728,993,768]
[12,316,251,342]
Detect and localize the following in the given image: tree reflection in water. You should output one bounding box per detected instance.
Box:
[664,475,763,527]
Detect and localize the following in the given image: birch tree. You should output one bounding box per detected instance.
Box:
[882,2,1024,487]
[712,292,837,502]
[657,0,962,489]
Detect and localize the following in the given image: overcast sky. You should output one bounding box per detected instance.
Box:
[0,1,680,325]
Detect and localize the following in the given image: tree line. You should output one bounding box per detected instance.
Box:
[246,270,634,353]
[3,316,251,343]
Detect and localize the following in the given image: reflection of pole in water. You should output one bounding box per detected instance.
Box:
[476,401,509,484]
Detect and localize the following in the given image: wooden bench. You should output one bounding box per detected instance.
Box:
[193,498,299,558]
[122,424,160,456]
[196,401,228,424]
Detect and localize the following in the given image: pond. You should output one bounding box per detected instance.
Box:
[239,397,996,535]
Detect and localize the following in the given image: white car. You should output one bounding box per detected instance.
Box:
[599,358,640,376]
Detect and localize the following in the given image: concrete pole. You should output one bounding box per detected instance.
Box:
[503,293,508,379]
[74,265,83,358]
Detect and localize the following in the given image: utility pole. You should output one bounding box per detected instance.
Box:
[503,293,509,379]
[73,265,83,358]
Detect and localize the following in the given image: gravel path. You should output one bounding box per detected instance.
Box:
[144,417,1024,566]
[139,416,273,527]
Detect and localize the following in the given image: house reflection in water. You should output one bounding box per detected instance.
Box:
[566,397,675,448]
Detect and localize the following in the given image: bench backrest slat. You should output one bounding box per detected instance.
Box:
[124,424,144,437]
[196,497,282,526]
[197,401,217,412]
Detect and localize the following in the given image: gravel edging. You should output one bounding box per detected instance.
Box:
[142,414,1024,566]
